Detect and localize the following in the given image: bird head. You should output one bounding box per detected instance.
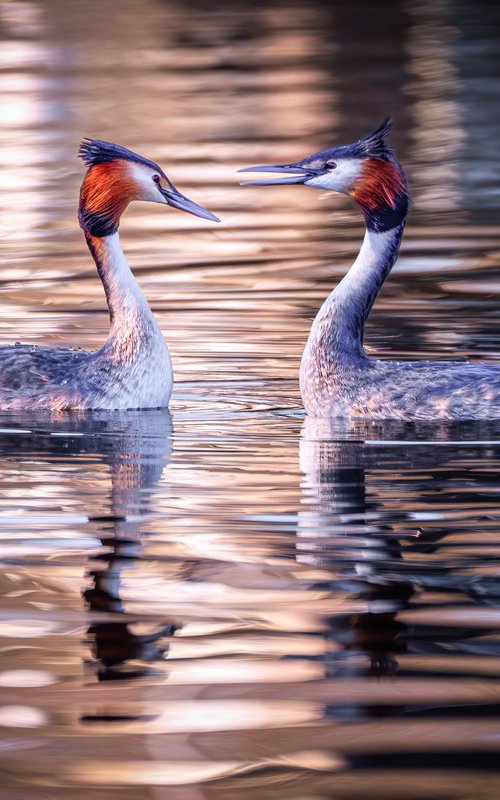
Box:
[78,139,219,237]
[239,119,408,232]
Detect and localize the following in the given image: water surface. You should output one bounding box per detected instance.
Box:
[0,0,500,798]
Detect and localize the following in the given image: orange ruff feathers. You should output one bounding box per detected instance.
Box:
[350,158,406,214]
[80,161,137,229]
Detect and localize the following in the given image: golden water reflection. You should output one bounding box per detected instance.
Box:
[0,0,499,798]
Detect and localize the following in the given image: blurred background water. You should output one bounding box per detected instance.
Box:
[0,0,499,797]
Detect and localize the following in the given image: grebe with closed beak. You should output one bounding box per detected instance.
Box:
[241,119,500,420]
[0,140,219,411]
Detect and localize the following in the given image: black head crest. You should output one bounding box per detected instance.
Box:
[311,118,394,164]
[332,118,393,161]
[78,138,161,172]
[356,117,393,160]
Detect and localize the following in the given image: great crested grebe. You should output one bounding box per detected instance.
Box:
[0,140,219,411]
[241,119,500,420]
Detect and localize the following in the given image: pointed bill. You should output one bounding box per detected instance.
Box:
[161,185,220,222]
[238,163,320,186]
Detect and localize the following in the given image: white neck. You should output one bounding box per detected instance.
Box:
[85,232,161,355]
[299,221,406,414]
[304,222,405,364]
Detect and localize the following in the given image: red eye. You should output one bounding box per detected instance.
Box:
[152,174,160,184]
[326,161,337,170]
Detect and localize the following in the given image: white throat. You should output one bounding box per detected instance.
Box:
[333,227,399,305]
[86,231,163,356]
[98,233,148,316]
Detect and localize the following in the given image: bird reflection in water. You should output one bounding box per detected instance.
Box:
[299,416,500,727]
[80,409,178,682]
[299,417,414,719]
[85,528,176,682]
[0,410,177,684]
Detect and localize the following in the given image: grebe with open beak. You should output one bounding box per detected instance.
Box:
[241,119,500,420]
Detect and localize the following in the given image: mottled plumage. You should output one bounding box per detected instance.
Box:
[0,313,170,411]
[301,353,500,420]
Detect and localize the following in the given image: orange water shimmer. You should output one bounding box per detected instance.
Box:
[0,0,500,797]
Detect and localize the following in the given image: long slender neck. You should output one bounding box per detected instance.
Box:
[306,220,406,363]
[85,231,159,356]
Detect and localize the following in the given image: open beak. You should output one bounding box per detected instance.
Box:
[160,181,220,222]
[238,162,321,186]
